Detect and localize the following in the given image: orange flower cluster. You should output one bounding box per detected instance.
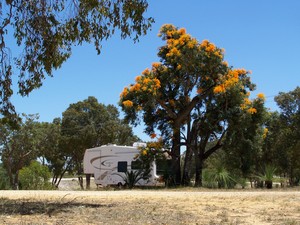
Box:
[200,40,223,58]
[142,68,150,75]
[240,94,259,115]
[257,93,266,101]
[152,62,161,68]
[135,75,141,82]
[120,66,162,109]
[247,107,257,114]
[159,24,199,59]
[120,87,129,98]
[213,85,226,94]
[213,69,244,94]
[123,100,133,108]
[240,97,252,110]
[166,47,181,57]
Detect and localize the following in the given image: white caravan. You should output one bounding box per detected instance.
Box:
[83,143,161,186]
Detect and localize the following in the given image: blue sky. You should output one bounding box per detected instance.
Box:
[11,0,300,141]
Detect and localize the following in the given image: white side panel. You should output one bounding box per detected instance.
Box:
[83,147,101,174]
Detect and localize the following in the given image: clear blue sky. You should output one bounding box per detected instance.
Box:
[11,0,300,141]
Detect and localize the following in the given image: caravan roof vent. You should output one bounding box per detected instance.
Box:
[133,142,147,148]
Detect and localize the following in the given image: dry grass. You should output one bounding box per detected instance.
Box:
[0,188,300,225]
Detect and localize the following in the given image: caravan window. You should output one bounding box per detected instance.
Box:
[156,159,172,175]
[118,161,127,172]
[131,160,142,170]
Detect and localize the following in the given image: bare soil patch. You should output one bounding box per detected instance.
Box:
[0,189,299,225]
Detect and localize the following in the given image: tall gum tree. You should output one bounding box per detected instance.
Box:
[120,24,253,184]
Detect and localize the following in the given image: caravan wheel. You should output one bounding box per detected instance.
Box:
[117,182,123,188]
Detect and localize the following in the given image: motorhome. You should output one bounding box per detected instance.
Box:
[83,143,161,186]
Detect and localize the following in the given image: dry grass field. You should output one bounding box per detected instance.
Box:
[0,187,300,225]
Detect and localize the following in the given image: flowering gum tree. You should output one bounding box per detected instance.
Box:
[119,24,263,185]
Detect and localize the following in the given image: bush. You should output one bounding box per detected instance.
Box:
[19,161,52,190]
[256,165,277,189]
[119,170,145,189]
[202,166,236,189]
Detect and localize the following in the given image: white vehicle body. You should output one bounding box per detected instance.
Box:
[83,143,160,186]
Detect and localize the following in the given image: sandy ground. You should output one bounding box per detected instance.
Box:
[0,188,300,225]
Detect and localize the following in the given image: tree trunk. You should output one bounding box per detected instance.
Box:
[181,116,195,186]
[6,167,14,189]
[265,180,273,189]
[13,172,19,190]
[194,151,203,187]
[289,167,294,187]
[182,145,193,186]
[78,176,84,190]
[86,174,91,189]
[171,128,181,186]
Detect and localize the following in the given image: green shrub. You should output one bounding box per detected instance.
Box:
[19,161,52,190]
[119,170,145,189]
[257,165,277,189]
[202,166,236,189]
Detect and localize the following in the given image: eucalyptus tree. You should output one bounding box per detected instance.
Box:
[61,96,138,189]
[0,114,40,189]
[221,95,267,184]
[34,118,72,188]
[263,87,300,185]
[0,0,153,119]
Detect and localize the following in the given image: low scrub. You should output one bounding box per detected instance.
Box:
[19,161,53,190]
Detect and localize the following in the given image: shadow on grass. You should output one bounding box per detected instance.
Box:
[0,197,114,217]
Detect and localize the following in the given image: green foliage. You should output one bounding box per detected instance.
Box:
[202,166,236,189]
[0,164,10,190]
[61,96,139,189]
[0,0,153,118]
[19,161,52,190]
[34,119,71,188]
[262,87,300,186]
[0,114,40,189]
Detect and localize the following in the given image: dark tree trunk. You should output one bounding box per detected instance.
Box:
[86,174,91,189]
[7,167,14,189]
[289,167,294,187]
[194,152,203,187]
[182,146,193,186]
[78,176,84,190]
[181,116,196,186]
[13,172,19,190]
[171,128,181,186]
[265,180,273,189]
